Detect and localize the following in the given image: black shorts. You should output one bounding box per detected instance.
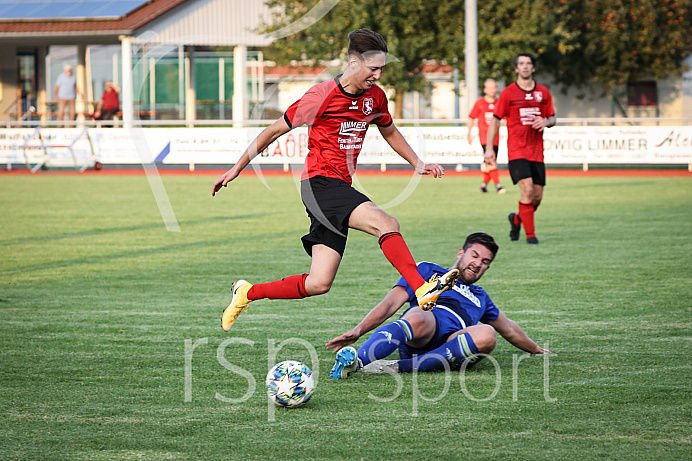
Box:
[508,159,546,186]
[300,175,370,256]
[481,145,499,156]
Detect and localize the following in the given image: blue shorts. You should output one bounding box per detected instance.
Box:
[398,305,473,359]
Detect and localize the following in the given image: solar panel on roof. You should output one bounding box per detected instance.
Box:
[0,0,150,20]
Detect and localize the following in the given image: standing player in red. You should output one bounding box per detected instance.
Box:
[212,29,459,331]
[467,79,505,194]
[485,53,556,244]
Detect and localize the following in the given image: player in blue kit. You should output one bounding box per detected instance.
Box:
[327,232,549,378]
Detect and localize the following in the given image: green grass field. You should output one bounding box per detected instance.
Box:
[1,172,690,460]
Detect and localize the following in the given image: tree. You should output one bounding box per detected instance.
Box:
[555,0,691,91]
[475,0,691,95]
[259,0,691,112]
[475,0,580,84]
[260,0,465,118]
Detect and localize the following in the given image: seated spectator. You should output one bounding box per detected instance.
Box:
[93,82,120,125]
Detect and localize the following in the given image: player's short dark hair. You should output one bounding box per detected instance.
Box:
[513,52,537,68]
[463,232,499,259]
[348,29,388,58]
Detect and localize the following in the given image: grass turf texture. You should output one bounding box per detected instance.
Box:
[0,173,690,460]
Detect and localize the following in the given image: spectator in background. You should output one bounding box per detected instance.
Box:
[53,64,77,126]
[93,81,121,126]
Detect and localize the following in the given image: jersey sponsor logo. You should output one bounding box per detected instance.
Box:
[519,107,542,126]
[452,284,481,307]
[534,91,543,102]
[363,97,374,115]
[349,100,359,110]
[339,120,368,137]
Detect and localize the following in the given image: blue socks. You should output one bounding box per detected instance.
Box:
[357,319,413,367]
[398,332,480,373]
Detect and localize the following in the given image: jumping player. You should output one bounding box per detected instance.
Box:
[212,29,459,331]
[327,232,549,378]
[485,53,556,244]
[468,79,505,194]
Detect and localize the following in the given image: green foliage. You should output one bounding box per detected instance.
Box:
[259,0,690,97]
[0,173,691,459]
[260,0,465,113]
[478,0,580,83]
[553,0,692,90]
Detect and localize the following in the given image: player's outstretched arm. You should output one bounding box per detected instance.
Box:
[212,117,291,196]
[377,124,445,178]
[326,286,409,353]
[488,311,550,354]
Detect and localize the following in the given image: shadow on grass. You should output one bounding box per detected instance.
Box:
[0,213,281,246]
[0,230,287,275]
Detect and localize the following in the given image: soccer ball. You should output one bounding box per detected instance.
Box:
[266,360,315,407]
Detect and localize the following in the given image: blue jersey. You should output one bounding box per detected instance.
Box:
[396,261,500,327]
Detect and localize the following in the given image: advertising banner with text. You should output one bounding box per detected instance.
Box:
[1,125,689,167]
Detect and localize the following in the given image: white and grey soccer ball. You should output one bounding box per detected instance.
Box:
[266,360,315,407]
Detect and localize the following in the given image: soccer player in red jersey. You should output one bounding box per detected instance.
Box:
[485,53,556,244]
[212,29,459,331]
[468,79,505,194]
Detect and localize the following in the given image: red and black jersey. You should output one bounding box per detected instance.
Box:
[469,97,499,147]
[493,82,555,162]
[284,76,393,185]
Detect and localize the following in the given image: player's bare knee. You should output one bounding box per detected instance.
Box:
[403,311,426,330]
[305,279,332,296]
[474,325,497,353]
[378,215,400,235]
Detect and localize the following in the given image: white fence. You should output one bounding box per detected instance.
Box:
[1,121,690,171]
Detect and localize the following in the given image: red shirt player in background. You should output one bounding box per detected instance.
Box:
[486,53,556,244]
[468,79,505,194]
[213,29,459,332]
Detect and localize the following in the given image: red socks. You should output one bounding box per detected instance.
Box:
[247,274,308,300]
[482,169,501,186]
[379,232,426,291]
[518,201,536,239]
[488,168,500,186]
[246,233,426,299]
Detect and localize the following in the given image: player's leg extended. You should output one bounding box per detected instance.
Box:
[331,310,436,379]
[489,168,505,193]
[532,184,544,212]
[221,245,341,331]
[348,201,458,310]
[359,310,436,367]
[487,146,505,193]
[517,177,538,243]
[480,160,490,192]
[397,324,497,373]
